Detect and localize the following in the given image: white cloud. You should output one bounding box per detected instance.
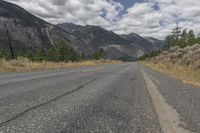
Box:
[4,0,200,39]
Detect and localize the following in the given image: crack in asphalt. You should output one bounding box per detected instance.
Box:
[0,77,100,127]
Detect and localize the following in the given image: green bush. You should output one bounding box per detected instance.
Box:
[93,48,106,60]
[0,49,10,60]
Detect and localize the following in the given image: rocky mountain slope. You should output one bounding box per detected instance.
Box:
[0,0,165,60]
[0,0,92,57]
[58,23,165,60]
[121,33,165,52]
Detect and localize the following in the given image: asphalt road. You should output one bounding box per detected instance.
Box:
[0,63,200,133]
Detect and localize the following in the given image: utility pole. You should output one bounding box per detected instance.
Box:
[4,24,15,59]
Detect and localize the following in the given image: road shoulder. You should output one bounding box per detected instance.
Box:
[142,69,192,133]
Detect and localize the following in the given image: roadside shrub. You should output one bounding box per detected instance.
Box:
[93,48,106,60]
[9,60,24,67]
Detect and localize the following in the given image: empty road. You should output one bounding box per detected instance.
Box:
[0,63,200,133]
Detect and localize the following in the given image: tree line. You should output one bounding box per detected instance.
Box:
[165,25,200,48]
[0,41,106,61]
[139,25,200,60]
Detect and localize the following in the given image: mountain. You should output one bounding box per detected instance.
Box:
[0,0,93,57]
[58,23,143,60]
[58,23,165,60]
[120,33,165,53]
[0,1,165,61]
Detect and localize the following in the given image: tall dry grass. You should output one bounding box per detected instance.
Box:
[142,61,200,87]
[0,57,122,73]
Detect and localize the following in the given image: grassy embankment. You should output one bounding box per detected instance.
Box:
[0,57,122,73]
[141,44,200,87]
[142,61,200,87]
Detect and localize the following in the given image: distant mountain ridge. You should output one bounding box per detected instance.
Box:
[121,33,165,52]
[0,1,165,61]
[0,0,93,57]
[58,23,165,60]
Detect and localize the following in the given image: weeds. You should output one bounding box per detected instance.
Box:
[0,57,122,73]
[142,61,200,87]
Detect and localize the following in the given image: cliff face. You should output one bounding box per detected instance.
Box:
[0,1,93,57]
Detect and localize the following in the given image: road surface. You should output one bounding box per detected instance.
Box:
[0,63,200,133]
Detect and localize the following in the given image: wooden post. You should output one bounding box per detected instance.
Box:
[4,24,14,59]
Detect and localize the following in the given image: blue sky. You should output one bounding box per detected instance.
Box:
[116,0,144,8]
[114,0,160,19]
[115,0,145,15]
[6,0,200,39]
[116,0,139,9]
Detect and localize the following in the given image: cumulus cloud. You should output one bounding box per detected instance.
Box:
[4,0,200,39]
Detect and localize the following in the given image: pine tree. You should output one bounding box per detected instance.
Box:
[69,47,80,62]
[180,29,188,47]
[93,48,106,60]
[188,30,196,46]
[171,24,182,40]
[35,47,47,61]
[46,48,56,61]
[55,41,70,62]
[165,35,174,47]
[54,41,80,62]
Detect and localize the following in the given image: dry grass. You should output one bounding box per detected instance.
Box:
[0,57,122,73]
[142,44,200,87]
[141,61,200,87]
